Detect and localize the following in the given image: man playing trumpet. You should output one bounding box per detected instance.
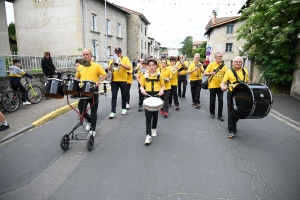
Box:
[177,55,189,100]
[168,57,180,110]
[188,53,204,108]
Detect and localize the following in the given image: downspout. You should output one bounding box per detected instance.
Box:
[81,0,86,48]
[105,0,107,62]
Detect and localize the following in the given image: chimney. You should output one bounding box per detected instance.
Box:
[212,10,217,25]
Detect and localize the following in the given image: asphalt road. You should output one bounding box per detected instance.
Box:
[0,81,300,200]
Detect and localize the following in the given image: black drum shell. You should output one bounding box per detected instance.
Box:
[44,78,64,99]
[81,80,95,97]
[63,79,79,95]
[231,83,272,119]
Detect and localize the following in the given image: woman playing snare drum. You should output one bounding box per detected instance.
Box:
[140,59,164,145]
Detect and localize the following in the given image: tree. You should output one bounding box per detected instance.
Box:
[180,36,193,58]
[8,22,16,40]
[192,48,206,59]
[160,47,168,52]
[237,0,300,89]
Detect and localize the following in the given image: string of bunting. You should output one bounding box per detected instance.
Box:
[137,0,242,7]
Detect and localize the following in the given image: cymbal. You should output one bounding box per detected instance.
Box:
[77,59,91,67]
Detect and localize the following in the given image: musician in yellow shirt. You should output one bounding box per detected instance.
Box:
[126,63,133,109]
[168,57,180,110]
[177,55,189,100]
[160,58,172,117]
[221,56,250,139]
[136,60,148,111]
[75,48,108,136]
[140,59,164,145]
[187,53,204,108]
[107,47,131,119]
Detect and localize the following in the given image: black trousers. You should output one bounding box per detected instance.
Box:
[78,93,99,131]
[126,83,131,104]
[161,89,171,112]
[10,81,27,102]
[209,88,224,117]
[111,81,127,113]
[227,91,239,133]
[144,92,159,135]
[138,83,144,107]
[169,85,179,106]
[190,80,202,104]
[178,75,187,98]
[46,72,62,79]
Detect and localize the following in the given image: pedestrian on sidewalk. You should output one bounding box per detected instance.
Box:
[41,51,62,79]
[221,56,250,139]
[204,52,228,121]
[9,59,34,105]
[0,111,9,131]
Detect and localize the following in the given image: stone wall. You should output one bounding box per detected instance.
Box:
[290,39,300,98]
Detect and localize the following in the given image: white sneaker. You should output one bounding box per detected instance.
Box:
[89,130,96,137]
[109,112,115,119]
[151,129,157,137]
[85,123,90,131]
[144,135,152,144]
[126,103,130,109]
[23,101,31,105]
[121,109,127,115]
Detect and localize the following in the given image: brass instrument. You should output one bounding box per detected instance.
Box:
[170,65,178,74]
[110,56,121,71]
[195,61,203,77]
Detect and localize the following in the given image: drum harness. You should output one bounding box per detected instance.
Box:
[228,68,246,91]
[145,73,161,94]
[205,64,225,86]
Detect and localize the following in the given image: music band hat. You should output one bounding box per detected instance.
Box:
[115,47,122,53]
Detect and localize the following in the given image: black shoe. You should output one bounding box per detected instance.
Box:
[210,114,215,118]
[228,132,236,139]
[195,104,201,108]
[0,124,10,131]
[138,106,143,111]
[218,116,224,121]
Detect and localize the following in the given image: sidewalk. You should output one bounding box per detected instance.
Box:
[1,91,299,143]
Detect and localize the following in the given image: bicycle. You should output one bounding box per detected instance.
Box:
[1,78,43,112]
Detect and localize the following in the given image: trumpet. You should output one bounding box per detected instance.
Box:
[195,61,202,77]
[110,57,121,71]
[171,65,178,74]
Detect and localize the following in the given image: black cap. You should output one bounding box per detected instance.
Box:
[115,47,122,53]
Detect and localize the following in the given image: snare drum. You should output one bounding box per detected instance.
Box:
[231,83,273,119]
[44,78,64,99]
[81,80,96,97]
[143,97,163,112]
[63,78,79,95]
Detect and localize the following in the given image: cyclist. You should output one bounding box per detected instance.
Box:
[9,59,34,105]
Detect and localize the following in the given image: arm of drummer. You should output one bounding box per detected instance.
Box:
[220,71,230,92]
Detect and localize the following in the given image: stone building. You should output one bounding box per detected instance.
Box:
[192,41,205,50]
[10,0,129,61]
[114,5,150,60]
[148,37,160,59]
[0,1,10,52]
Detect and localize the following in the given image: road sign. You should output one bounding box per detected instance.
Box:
[206,46,212,51]
[206,51,211,56]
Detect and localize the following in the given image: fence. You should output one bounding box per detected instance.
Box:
[0,51,85,72]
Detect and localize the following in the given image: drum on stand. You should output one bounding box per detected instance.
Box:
[81,80,96,97]
[63,78,80,95]
[44,78,64,99]
[231,83,273,119]
[143,97,163,112]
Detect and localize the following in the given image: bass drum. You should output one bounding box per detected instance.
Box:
[231,83,273,119]
[44,78,64,99]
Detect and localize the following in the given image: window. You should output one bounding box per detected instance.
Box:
[91,14,98,32]
[35,0,42,2]
[226,43,233,52]
[107,46,111,58]
[227,24,234,34]
[141,24,143,33]
[141,39,143,49]
[145,42,146,49]
[145,28,147,36]
[92,39,98,60]
[117,24,122,37]
[106,19,111,35]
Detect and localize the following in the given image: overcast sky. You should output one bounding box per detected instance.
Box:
[5,0,246,48]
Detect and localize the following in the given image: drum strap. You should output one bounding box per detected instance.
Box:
[228,68,246,89]
[146,74,160,92]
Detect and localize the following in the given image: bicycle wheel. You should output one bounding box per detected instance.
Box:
[27,85,43,104]
[1,91,20,112]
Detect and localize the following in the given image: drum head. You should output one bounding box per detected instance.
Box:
[231,83,254,119]
[143,97,163,106]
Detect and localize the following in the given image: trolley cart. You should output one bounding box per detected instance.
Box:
[60,94,95,151]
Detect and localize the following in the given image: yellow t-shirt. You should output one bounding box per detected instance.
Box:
[160,66,172,90]
[109,56,130,82]
[176,61,189,75]
[127,64,133,84]
[188,62,204,81]
[205,62,228,89]
[137,67,149,84]
[76,62,107,83]
[222,68,250,92]
[169,65,178,86]
[140,73,164,92]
